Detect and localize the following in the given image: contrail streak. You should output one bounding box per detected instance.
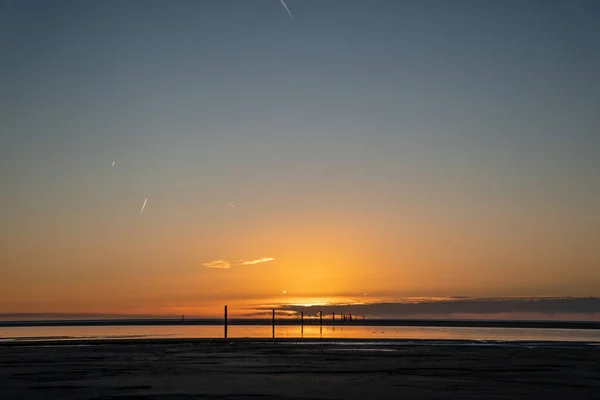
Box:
[279,0,293,19]
[139,198,148,218]
[228,201,236,209]
[112,161,115,166]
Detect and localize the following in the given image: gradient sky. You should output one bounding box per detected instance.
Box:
[1,0,599,318]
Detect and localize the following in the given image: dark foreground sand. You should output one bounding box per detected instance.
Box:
[1,339,599,400]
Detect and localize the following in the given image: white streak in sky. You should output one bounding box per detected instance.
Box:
[139,198,148,218]
[279,0,293,19]
[228,201,236,209]
[112,161,115,166]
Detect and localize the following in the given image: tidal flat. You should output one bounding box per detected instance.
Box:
[1,339,599,399]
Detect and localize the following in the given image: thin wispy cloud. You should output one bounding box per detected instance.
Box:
[202,260,232,269]
[241,257,275,265]
[203,257,275,269]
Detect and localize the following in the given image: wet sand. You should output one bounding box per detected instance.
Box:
[1,339,599,399]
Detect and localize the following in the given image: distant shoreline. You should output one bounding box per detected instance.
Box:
[1,318,599,330]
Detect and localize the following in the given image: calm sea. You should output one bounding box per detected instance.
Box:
[1,325,599,343]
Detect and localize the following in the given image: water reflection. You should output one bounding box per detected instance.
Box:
[1,325,600,342]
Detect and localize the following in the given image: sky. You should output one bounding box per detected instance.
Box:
[1,0,599,319]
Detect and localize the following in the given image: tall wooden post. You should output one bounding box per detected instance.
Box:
[319,311,323,335]
[224,305,228,339]
[332,312,335,325]
[272,309,275,339]
[301,311,304,337]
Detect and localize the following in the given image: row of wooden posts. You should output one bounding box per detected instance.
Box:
[223,305,365,339]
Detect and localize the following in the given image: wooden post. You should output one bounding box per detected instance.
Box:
[332,312,335,325]
[272,309,275,339]
[349,313,352,322]
[301,311,304,337]
[224,305,228,339]
[319,311,323,335]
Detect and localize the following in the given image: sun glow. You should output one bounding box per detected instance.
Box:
[271,296,373,308]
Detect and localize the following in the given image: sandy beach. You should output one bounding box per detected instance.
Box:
[1,339,598,399]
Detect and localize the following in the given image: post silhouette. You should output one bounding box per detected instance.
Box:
[332,312,335,325]
[301,311,304,337]
[319,311,323,335]
[224,305,228,339]
[272,309,275,338]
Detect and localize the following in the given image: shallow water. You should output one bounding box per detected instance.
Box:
[1,324,600,343]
